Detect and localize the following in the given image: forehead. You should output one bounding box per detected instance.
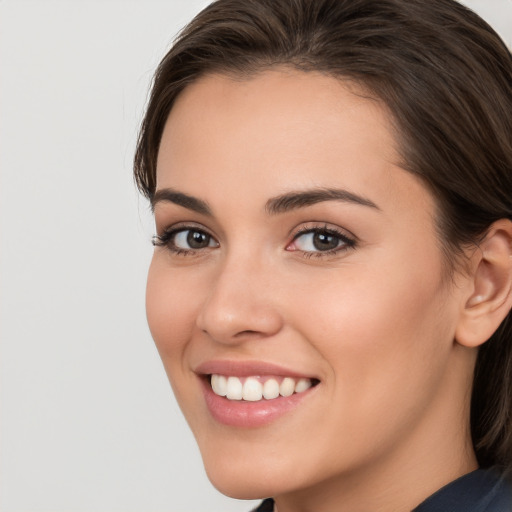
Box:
[156,69,433,219]
[158,69,396,168]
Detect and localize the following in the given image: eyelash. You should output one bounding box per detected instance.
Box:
[288,225,357,259]
[152,226,216,257]
[152,224,357,258]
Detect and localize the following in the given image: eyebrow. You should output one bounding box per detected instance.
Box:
[151,186,379,215]
[265,188,379,214]
[151,188,212,215]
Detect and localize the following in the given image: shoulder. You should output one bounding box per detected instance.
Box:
[413,467,512,512]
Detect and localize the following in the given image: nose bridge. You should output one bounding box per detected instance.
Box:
[196,248,282,344]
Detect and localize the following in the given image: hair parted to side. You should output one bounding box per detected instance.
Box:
[134,0,512,471]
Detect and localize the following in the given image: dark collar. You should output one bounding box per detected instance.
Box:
[413,467,512,512]
[252,468,512,512]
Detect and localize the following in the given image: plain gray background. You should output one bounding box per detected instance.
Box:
[1,1,511,511]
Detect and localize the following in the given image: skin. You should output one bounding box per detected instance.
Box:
[146,69,481,512]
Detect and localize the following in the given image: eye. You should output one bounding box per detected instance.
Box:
[153,226,219,253]
[287,226,356,256]
[174,229,216,249]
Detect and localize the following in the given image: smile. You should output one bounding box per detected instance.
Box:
[196,361,320,427]
[210,374,314,401]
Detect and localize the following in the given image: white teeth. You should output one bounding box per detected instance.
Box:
[211,374,227,396]
[279,377,295,397]
[211,374,315,401]
[226,376,243,400]
[242,378,263,401]
[295,378,312,393]
[262,379,280,399]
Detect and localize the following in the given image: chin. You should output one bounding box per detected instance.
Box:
[206,472,271,501]
[200,447,296,500]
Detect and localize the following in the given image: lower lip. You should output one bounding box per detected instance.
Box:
[201,378,316,428]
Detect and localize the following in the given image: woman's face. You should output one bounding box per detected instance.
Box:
[147,70,472,500]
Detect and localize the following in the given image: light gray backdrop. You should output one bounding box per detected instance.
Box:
[1,1,511,511]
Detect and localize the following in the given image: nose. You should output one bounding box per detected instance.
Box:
[196,256,284,345]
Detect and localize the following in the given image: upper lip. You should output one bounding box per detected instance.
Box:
[194,360,318,380]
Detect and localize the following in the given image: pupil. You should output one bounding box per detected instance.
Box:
[313,232,338,251]
[187,230,209,249]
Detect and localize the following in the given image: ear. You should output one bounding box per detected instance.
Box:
[455,219,512,348]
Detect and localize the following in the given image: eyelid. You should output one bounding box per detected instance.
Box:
[155,219,212,234]
[152,222,219,253]
[286,223,357,256]
[287,221,357,242]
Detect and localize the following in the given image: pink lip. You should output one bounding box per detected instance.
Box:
[195,359,316,379]
[195,360,319,428]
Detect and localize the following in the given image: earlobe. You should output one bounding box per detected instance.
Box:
[455,219,512,348]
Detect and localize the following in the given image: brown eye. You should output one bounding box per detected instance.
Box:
[186,230,211,249]
[152,226,220,253]
[311,232,339,251]
[174,229,217,250]
[291,230,345,252]
[286,226,357,257]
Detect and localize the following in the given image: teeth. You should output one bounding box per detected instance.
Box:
[226,376,243,400]
[211,374,227,396]
[242,378,263,401]
[210,375,314,401]
[262,379,280,399]
[295,378,312,393]
[279,377,295,397]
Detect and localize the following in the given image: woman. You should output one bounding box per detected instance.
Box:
[134,0,512,510]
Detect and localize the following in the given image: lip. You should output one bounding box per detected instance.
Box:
[195,359,317,379]
[195,360,319,428]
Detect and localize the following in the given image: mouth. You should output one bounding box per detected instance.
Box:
[209,374,319,401]
[195,361,320,427]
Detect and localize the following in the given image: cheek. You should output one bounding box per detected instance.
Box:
[291,252,456,416]
[145,256,200,362]
[275,262,457,474]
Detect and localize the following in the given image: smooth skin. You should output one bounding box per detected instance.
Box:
[146,69,512,512]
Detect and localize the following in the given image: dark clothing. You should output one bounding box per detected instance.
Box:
[413,468,511,512]
[252,468,512,511]
[252,499,274,512]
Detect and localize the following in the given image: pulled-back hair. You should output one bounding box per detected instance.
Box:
[134,0,512,471]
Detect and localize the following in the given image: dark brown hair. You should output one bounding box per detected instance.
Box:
[134,0,512,471]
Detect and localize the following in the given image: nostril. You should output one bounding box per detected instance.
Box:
[235,330,260,337]
[196,286,284,344]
